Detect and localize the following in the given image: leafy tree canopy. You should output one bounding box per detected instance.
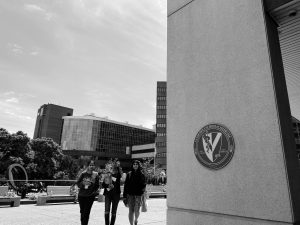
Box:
[29,138,63,179]
[0,128,80,182]
[0,129,31,177]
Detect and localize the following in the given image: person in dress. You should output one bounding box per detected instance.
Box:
[123,160,146,225]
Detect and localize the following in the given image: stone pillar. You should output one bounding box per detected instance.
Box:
[167,0,300,224]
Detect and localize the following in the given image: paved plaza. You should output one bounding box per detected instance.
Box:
[0,198,167,225]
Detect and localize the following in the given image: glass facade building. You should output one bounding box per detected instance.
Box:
[61,115,155,168]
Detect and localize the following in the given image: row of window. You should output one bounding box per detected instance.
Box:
[157,88,166,92]
[156,152,166,158]
[157,114,166,119]
[157,105,167,109]
[156,142,166,147]
[156,133,166,137]
[157,96,166,101]
[157,124,166,128]
[62,120,155,154]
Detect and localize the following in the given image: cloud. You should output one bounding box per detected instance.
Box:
[7,43,24,55]
[0,90,37,138]
[4,110,33,121]
[29,46,41,56]
[24,4,44,12]
[143,119,156,130]
[6,97,19,103]
[0,92,36,137]
[24,3,54,21]
[3,91,15,96]
[0,0,166,137]
[0,91,35,100]
[7,43,42,57]
[85,89,111,101]
[30,51,39,56]
[83,85,156,129]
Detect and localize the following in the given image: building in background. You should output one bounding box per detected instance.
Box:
[33,104,73,144]
[61,115,155,169]
[155,81,167,169]
[131,143,156,160]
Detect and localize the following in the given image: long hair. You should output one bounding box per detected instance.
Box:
[130,160,142,173]
[87,159,95,166]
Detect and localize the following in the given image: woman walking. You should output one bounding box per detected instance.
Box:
[102,161,122,225]
[123,160,146,225]
[76,160,100,225]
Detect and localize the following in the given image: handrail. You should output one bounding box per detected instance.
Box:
[1,180,77,182]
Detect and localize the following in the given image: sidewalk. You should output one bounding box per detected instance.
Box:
[0,198,167,225]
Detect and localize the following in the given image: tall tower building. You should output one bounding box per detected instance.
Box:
[155,81,167,169]
[33,104,73,144]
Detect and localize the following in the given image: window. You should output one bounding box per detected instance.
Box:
[156,142,166,147]
[156,152,166,158]
[157,115,166,119]
[157,87,166,92]
[157,96,166,101]
[157,105,166,110]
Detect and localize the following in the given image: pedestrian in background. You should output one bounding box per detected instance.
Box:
[76,160,100,225]
[123,160,146,225]
[102,160,123,225]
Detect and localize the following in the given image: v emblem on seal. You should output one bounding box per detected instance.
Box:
[202,132,222,162]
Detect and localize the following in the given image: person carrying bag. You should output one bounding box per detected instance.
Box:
[76,160,99,225]
[102,161,122,225]
[123,160,146,225]
[141,191,148,212]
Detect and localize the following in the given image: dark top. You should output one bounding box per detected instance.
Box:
[123,170,146,197]
[102,172,121,196]
[76,171,100,197]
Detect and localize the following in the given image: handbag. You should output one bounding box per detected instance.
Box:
[98,194,105,202]
[141,192,148,212]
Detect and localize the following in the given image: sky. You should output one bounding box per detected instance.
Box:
[0,0,167,138]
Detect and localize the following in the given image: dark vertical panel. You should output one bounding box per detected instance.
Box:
[264,9,300,223]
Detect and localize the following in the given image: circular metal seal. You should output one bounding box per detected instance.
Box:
[194,123,235,170]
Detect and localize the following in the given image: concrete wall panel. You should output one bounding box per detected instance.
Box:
[167,0,300,223]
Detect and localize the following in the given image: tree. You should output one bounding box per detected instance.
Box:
[0,128,32,178]
[141,158,165,184]
[55,155,80,180]
[29,137,63,179]
[0,128,84,182]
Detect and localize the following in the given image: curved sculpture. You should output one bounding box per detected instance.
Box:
[8,163,28,190]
